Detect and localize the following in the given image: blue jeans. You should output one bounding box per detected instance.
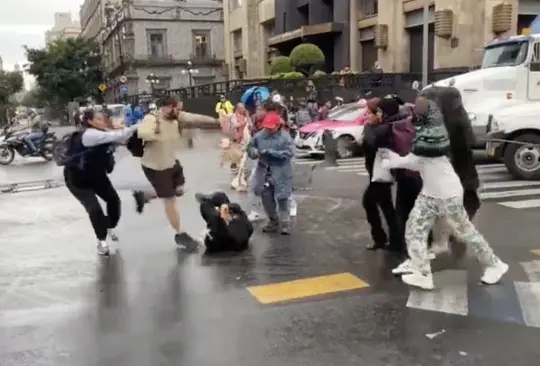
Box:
[24,132,43,153]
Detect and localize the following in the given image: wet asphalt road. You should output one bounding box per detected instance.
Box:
[0,132,539,365]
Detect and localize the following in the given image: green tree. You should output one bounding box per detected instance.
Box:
[312,70,327,78]
[269,56,293,75]
[289,43,325,76]
[283,71,304,79]
[25,37,103,107]
[0,71,24,124]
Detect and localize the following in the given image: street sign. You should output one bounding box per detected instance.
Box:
[120,85,128,95]
[119,75,127,83]
[98,84,107,92]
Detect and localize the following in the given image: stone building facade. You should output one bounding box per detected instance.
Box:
[98,0,225,99]
[224,0,540,78]
[80,0,121,40]
[354,0,540,73]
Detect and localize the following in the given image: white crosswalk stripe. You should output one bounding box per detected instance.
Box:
[406,261,540,328]
[294,158,540,209]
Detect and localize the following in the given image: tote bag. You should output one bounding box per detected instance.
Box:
[371,151,394,183]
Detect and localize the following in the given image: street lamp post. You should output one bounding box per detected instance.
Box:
[181,60,199,87]
[145,73,159,96]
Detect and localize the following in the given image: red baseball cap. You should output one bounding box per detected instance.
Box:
[261,111,281,129]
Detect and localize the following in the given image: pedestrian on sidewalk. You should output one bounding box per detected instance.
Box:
[247,110,295,234]
[195,191,253,254]
[361,97,400,251]
[132,96,217,250]
[380,97,508,290]
[62,109,139,255]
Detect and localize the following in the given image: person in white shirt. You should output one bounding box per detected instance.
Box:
[379,97,507,290]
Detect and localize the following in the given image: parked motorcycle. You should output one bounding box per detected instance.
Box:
[0,124,58,165]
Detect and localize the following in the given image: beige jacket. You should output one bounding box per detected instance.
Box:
[137,110,216,170]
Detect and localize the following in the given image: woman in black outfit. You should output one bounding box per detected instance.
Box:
[362,97,400,250]
[64,109,138,255]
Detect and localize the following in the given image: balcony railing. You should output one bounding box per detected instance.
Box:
[359,0,378,19]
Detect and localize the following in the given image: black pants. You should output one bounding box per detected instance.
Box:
[395,175,423,255]
[362,182,399,247]
[200,192,247,253]
[65,170,121,241]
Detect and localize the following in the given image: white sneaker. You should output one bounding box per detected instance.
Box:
[392,259,413,275]
[427,250,436,260]
[97,240,110,256]
[108,229,119,242]
[248,211,262,222]
[402,271,435,290]
[481,261,509,285]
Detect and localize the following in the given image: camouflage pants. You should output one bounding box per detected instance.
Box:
[405,194,500,275]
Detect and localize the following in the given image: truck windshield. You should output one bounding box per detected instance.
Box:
[482,41,529,68]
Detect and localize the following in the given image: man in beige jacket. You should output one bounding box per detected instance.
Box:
[133,95,217,249]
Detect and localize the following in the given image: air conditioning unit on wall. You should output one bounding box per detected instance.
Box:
[492,3,513,34]
[434,9,453,38]
[374,24,388,49]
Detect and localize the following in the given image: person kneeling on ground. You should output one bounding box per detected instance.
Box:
[196,191,253,254]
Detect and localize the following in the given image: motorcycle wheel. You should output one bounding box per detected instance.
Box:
[40,141,55,161]
[0,145,15,165]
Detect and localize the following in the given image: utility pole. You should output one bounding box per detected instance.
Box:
[422,0,429,88]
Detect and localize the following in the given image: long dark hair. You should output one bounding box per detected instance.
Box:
[81,109,95,127]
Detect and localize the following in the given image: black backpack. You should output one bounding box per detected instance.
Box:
[126,113,160,157]
[53,131,86,167]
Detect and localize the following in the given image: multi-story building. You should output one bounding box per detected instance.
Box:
[80,0,121,39]
[45,12,81,44]
[224,0,540,77]
[98,0,225,99]
[223,0,276,79]
[354,0,540,73]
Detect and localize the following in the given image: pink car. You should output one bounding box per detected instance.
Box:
[296,104,370,158]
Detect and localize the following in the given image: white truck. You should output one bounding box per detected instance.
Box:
[431,34,540,180]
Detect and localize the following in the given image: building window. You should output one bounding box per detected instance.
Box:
[233,30,242,53]
[193,31,210,59]
[359,0,378,19]
[146,29,167,58]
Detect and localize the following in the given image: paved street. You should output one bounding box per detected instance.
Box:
[1,134,539,365]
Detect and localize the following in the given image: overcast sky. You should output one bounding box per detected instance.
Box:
[0,0,82,74]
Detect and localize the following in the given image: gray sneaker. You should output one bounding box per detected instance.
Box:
[97,240,110,256]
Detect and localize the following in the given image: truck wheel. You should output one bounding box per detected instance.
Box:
[503,133,540,180]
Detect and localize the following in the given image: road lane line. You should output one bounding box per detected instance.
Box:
[482,181,540,189]
[247,273,369,304]
[499,199,540,209]
[480,188,540,200]
[406,270,468,316]
[514,260,540,328]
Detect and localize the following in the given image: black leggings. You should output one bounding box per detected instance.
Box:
[362,182,400,247]
[65,171,121,241]
[200,192,232,252]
